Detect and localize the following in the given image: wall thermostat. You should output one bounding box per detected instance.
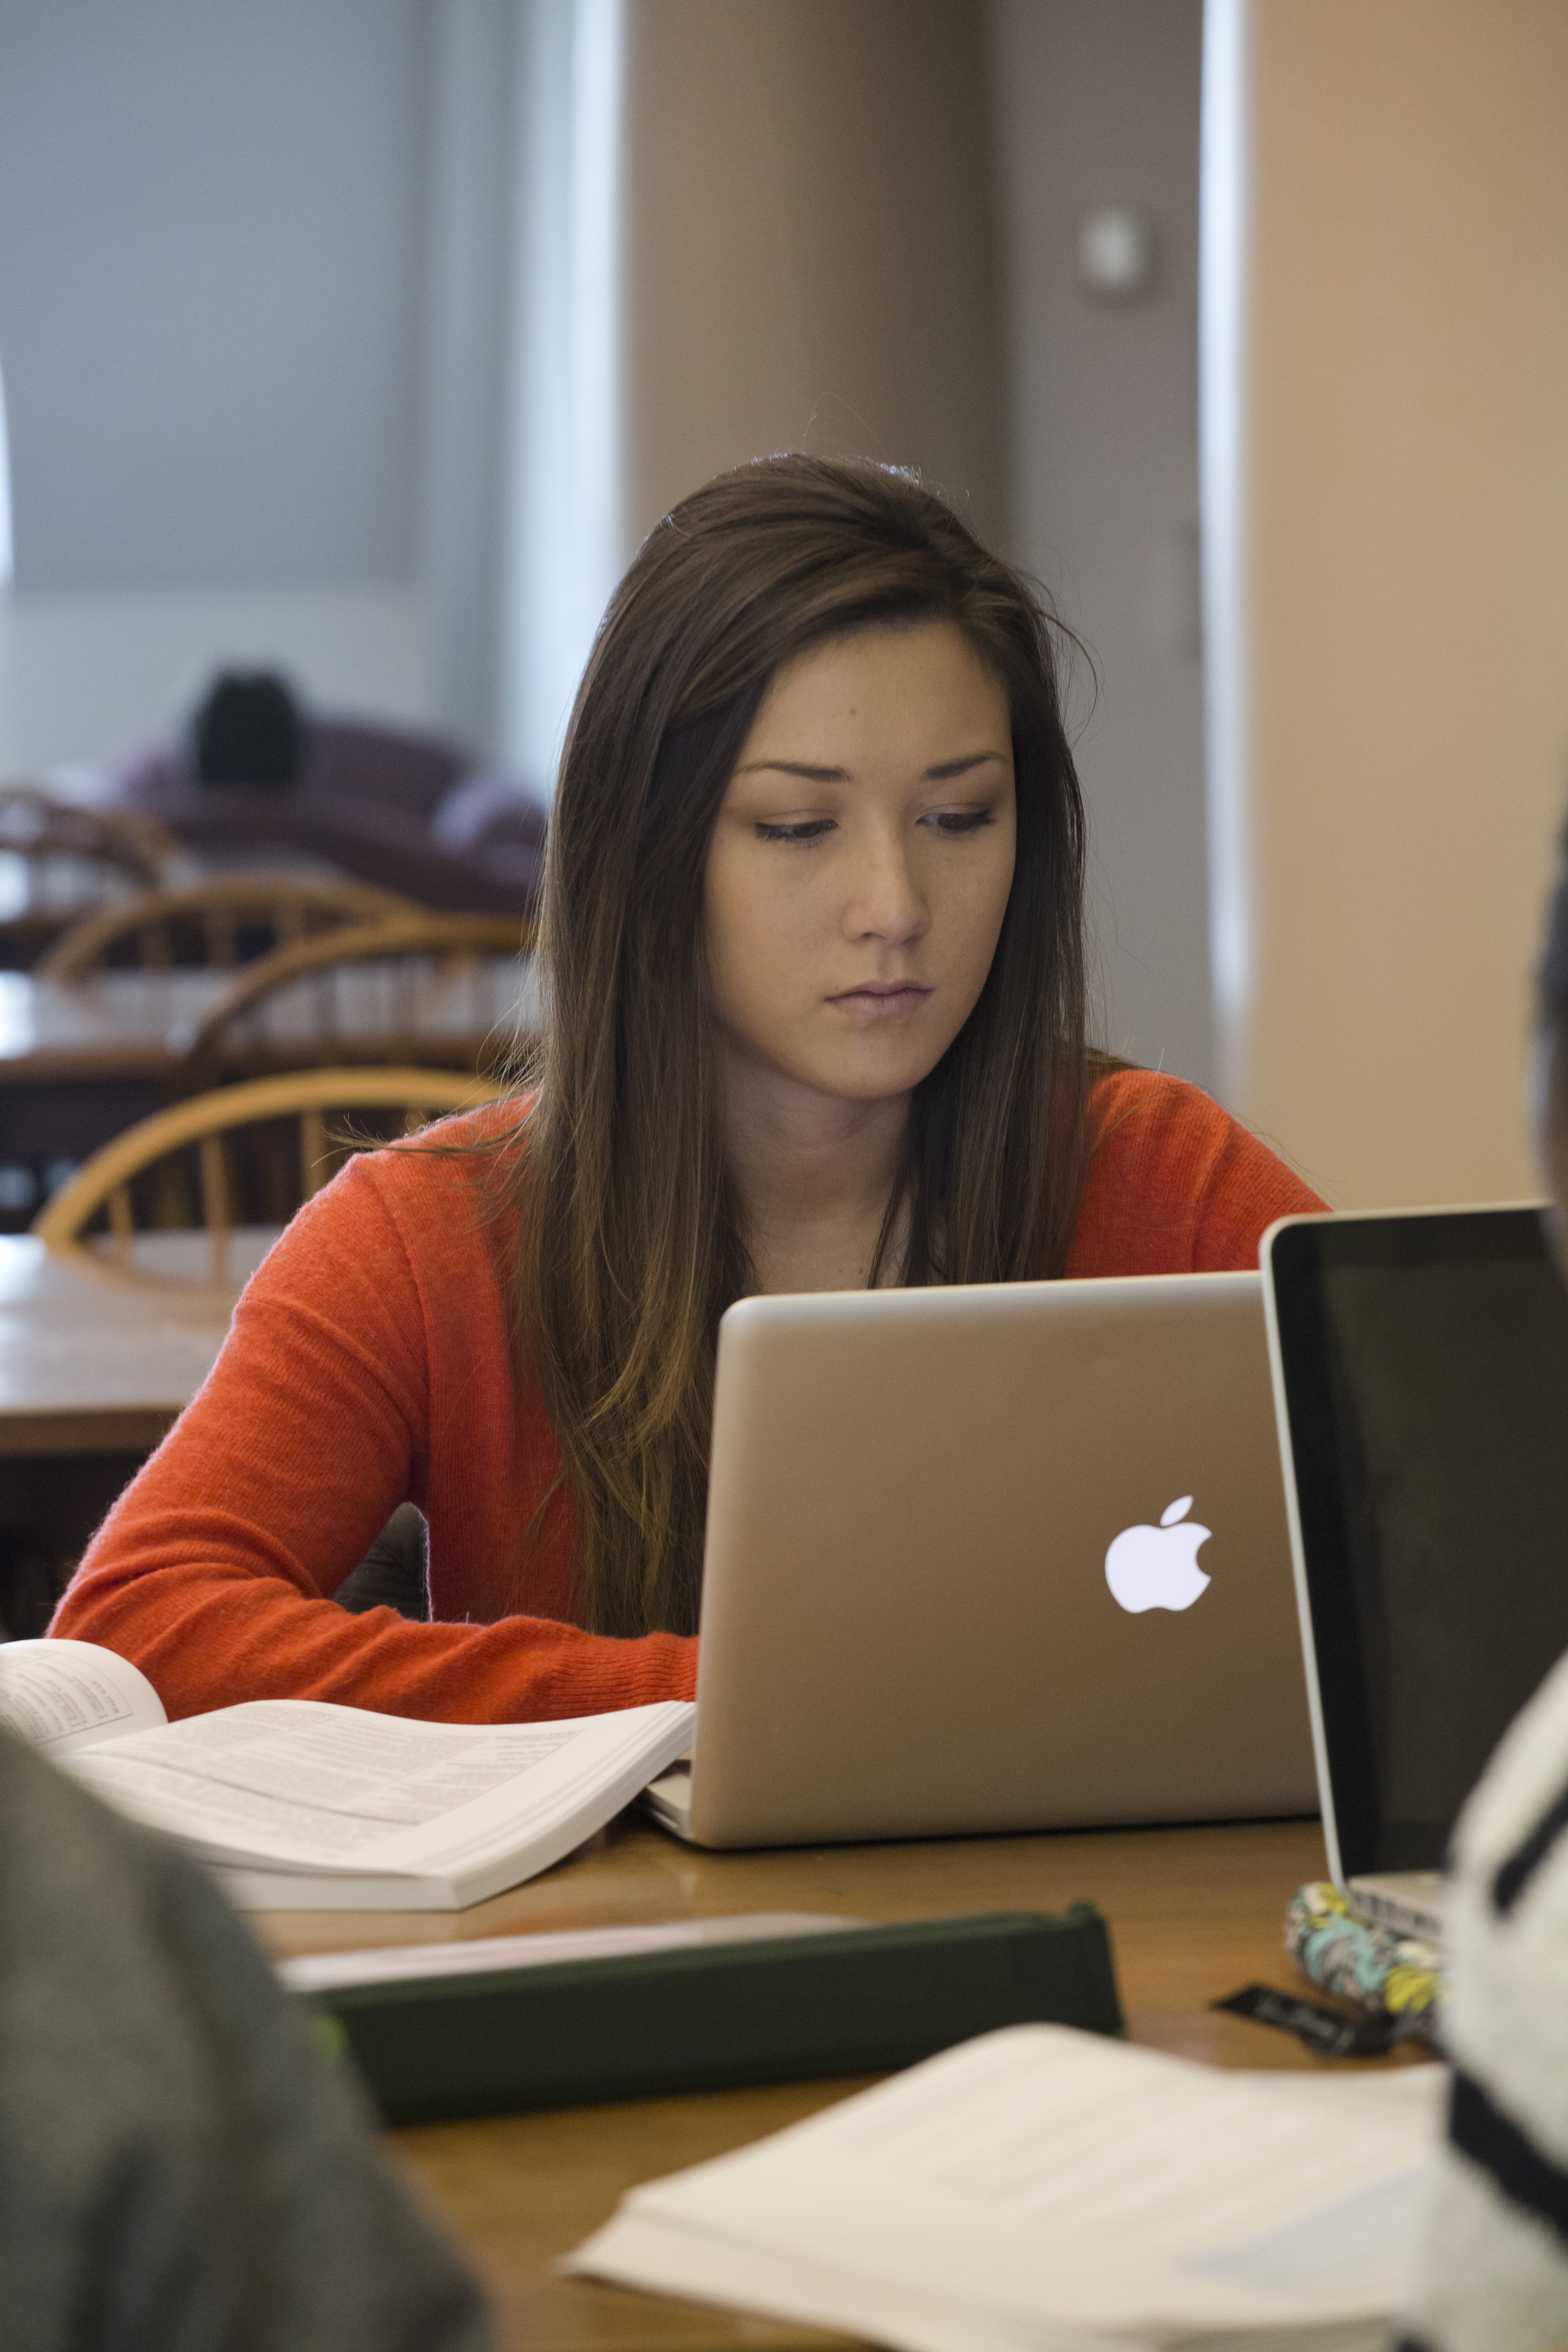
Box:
[1076,206,1158,302]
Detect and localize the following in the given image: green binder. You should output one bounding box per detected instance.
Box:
[306,1905,1123,2126]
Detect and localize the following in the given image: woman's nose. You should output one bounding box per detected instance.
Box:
[841,837,928,943]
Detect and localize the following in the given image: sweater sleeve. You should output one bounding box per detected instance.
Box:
[50,1152,697,1726]
[1067,1069,1328,1276]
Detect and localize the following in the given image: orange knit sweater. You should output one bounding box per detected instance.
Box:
[53,1069,1325,1722]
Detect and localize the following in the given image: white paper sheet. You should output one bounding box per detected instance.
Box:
[569,2026,1443,2347]
[277,1911,858,1993]
[0,1637,166,1753]
[64,1696,696,1904]
[67,1703,580,1855]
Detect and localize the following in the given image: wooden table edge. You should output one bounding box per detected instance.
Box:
[0,1405,180,1457]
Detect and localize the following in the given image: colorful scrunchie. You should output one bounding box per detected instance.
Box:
[1284,1880,1442,2041]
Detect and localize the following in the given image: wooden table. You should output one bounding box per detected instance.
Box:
[0,962,532,1230]
[0,846,146,970]
[0,1230,246,1457]
[0,1230,246,1634]
[0,961,534,1084]
[0,967,232,1082]
[0,970,231,1229]
[255,1811,1407,2352]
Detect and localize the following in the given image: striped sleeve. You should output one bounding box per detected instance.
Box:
[1401,1644,1568,2351]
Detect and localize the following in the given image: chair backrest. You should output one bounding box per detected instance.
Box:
[33,1065,512,1283]
[175,911,537,1081]
[37,872,417,979]
[0,786,180,886]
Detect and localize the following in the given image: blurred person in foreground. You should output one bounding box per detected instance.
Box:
[1400,837,1568,2352]
[0,1724,492,2351]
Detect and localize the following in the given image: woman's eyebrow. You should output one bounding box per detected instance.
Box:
[733,748,1009,784]
[923,749,1010,781]
[733,759,850,781]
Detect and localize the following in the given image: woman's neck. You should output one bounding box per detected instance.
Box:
[722,1054,911,1294]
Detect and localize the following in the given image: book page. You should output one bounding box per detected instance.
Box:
[573,2026,1443,2340]
[64,1698,695,1889]
[278,1913,858,1994]
[0,1638,167,1753]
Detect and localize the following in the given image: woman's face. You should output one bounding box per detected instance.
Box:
[704,621,1016,1114]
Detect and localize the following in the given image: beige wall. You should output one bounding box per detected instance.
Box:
[619,0,1000,547]
[989,0,1211,1089]
[1217,0,1568,1207]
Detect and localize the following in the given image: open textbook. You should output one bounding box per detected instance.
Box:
[0,1638,695,1909]
[569,2024,1444,2352]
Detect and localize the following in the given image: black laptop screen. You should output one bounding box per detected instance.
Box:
[1270,1209,1568,1875]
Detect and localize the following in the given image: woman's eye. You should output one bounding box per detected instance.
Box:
[924,809,996,835]
[754,818,836,843]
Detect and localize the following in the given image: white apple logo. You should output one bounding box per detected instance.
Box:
[1104,1495,1212,1614]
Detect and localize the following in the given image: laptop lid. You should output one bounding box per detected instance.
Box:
[1263,1206,1568,1888]
[684,1270,1316,1849]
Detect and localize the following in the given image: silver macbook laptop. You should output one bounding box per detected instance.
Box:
[644,1270,1317,1849]
[1263,1205,1568,1942]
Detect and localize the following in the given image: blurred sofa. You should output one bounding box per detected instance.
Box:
[101,716,548,917]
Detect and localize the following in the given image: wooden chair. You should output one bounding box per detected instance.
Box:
[37,872,417,979]
[0,786,181,884]
[0,787,185,967]
[172,911,537,1085]
[33,1065,511,1283]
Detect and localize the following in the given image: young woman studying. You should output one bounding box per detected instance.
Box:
[51,457,1324,1724]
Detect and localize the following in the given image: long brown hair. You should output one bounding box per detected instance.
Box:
[509,456,1094,1637]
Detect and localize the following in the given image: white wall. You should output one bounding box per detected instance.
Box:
[0,586,432,779]
[419,0,523,766]
[0,0,441,771]
[0,0,427,594]
[988,0,1212,1090]
[497,0,628,787]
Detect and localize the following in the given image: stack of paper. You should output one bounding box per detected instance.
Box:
[275,1914,858,1994]
[568,2025,1443,2352]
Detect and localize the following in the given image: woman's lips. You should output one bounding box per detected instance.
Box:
[827,983,933,1020]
